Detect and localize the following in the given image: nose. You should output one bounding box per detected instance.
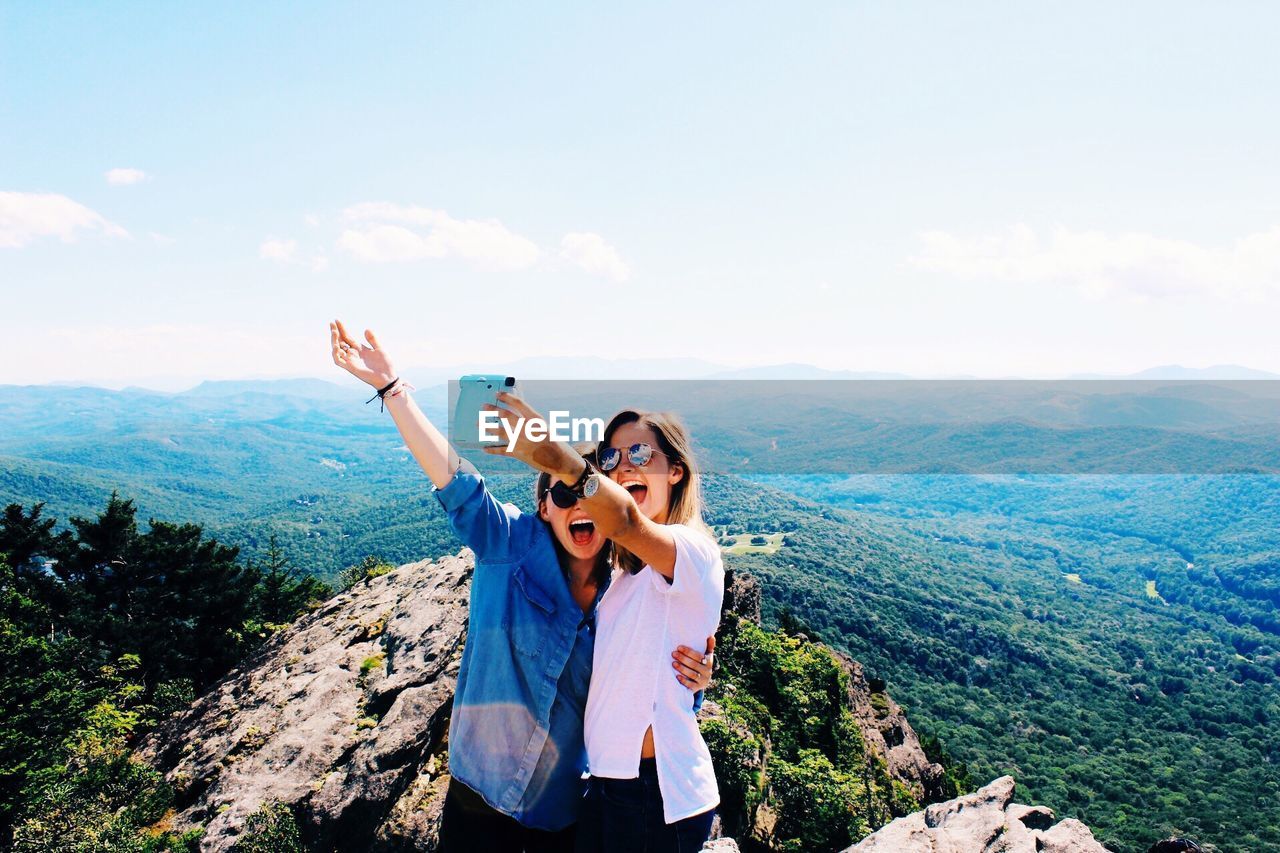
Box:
[610,458,638,479]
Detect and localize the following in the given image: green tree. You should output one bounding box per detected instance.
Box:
[0,560,105,844]
[53,494,260,690]
[252,534,330,625]
[0,496,330,848]
[11,655,201,853]
[770,749,872,853]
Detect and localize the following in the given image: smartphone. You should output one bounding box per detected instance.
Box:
[451,375,519,449]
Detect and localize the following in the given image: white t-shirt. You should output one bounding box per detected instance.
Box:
[583,523,725,823]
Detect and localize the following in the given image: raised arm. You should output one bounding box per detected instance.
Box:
[330,320,459,489]
[484,392,680,578]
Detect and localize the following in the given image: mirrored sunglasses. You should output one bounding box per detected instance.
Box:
[599,443,669,472]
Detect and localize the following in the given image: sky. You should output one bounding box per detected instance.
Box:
[3,1,1280,388]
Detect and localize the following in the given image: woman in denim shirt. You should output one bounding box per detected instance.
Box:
[330,321,715,853]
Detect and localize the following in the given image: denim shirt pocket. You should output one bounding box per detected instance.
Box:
[505,563,557,659]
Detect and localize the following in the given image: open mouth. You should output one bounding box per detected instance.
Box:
[623,482,648,504]
[569,519,596,547]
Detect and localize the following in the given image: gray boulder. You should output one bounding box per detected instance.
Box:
[843,776,1111,853]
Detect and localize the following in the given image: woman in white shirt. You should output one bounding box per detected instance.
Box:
[487,398,724,853]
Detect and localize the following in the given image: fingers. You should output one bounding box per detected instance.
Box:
[365,328,381,350]
[672,645,714,690]
[330,322,351,368]
[481,403,523,439]
[671,658,702,680]
[495,391,539,420]
[672,659,711,690]
[673,650,713,674]
[673,641,716,665]
[335,318,360,349]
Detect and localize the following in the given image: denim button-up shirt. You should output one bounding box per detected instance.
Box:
[436,462,606,831]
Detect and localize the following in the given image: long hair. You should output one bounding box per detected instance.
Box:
[535,448,612,586]
[599,409,710,573]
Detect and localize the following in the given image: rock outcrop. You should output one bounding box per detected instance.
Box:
[836,649,947,804]
[137,555,1109,852]
[843,775,1111,853]
[137,552,473,851]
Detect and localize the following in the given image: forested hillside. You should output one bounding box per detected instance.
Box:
[0,496,337,849]
[0,383,457,577]
[720,474,1280,852]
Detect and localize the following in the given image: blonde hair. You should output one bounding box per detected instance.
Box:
[599,409,710,573]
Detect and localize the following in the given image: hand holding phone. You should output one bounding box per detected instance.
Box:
[451,375,519,448]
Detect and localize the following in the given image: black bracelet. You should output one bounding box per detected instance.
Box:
[566,458,594,498]
[366,377,401,413]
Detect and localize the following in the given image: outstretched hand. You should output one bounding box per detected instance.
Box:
[330,319,396,389]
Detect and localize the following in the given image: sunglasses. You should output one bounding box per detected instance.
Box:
[598,443,670,472]
[547,480,580,509]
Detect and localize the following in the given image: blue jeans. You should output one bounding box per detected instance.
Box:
[575,758,716,853]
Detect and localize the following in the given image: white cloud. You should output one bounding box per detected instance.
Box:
[559,232,631,281]
[337,224,431,263]
[0,191,128,248]
[259,236,329,272]
[337,203,542,271]
[259,238,298,263]
[336,203,631,279]
[909,223,1280,301]
[105,168,148,186]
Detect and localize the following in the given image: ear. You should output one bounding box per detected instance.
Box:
[667,460,685,487]
[537,496,551,522]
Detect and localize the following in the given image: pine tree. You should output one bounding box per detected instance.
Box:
[252,534,330,626]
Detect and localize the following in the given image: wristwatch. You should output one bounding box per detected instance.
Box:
[567,459,598,500]
[582,469,601,499]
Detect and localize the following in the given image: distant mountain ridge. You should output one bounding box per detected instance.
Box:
[1070,364,1280,380]
[178,378,361,400]
[20,360,1280,393]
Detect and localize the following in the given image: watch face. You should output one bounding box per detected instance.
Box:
[583,472,600,498]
